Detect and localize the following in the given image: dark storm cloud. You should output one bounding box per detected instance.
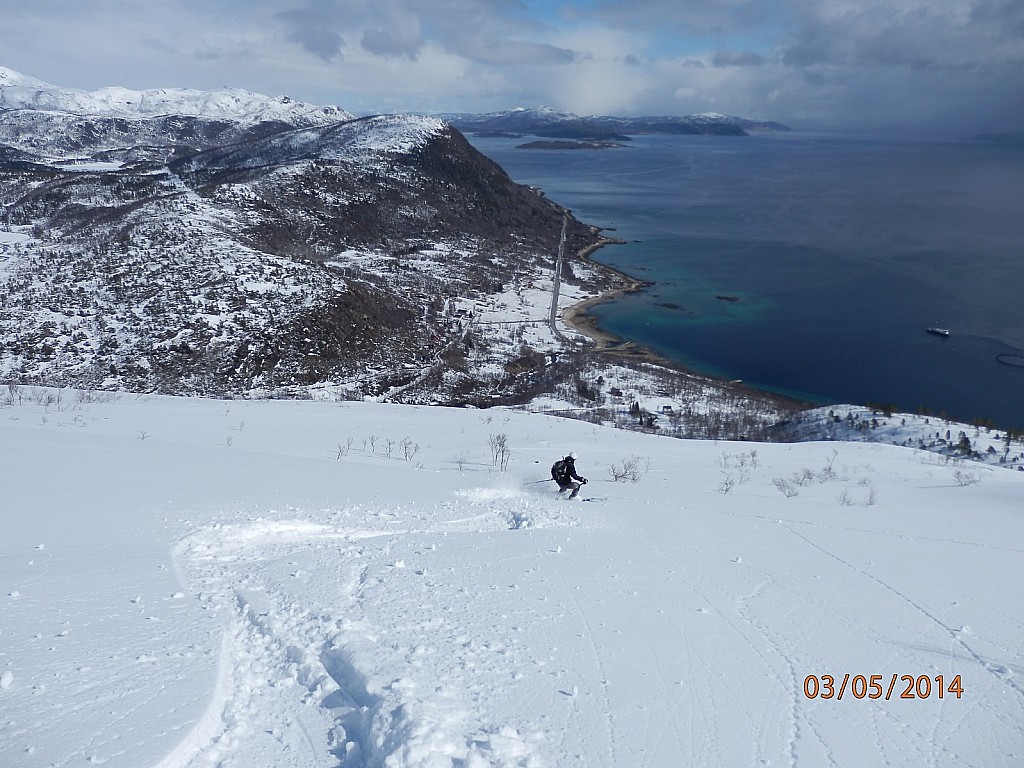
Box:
[711,49,764,67]
[779,1,1024,73]
[360,12,423,59]
[288,26,346,60]
[970,0,1024,33]
[361,27,413,58]
[405,1,576,66]
[277,8,346,60]
[448,35,575,67]
[270,1,569,65]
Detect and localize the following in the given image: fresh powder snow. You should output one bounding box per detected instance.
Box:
[1,387,1022,767]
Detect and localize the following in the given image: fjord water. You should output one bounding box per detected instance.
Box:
[469,133,1024,429]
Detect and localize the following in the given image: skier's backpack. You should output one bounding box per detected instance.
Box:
[551,460,567,483]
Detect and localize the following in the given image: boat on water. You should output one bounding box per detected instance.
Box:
[927,327,951,337]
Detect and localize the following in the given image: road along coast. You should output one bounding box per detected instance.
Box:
[561,237,683,366]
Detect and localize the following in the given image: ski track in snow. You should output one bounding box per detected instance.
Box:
[166,497,576,768]
[778,521,1024,766]
[782,523,1024,696]
[627,501,1024,768]
[544,558,617,766]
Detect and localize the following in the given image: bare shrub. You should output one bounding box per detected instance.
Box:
[488,433,510,471]
[793,468,816,486]
[608,455,649,483]
[717,449,757,484]
[336,436,354,459]
[400,437,420,462]
[76,389,117,404]
[820,449,839,481]
[863,484,878,506]
[953,468,982,486]
[772,477,799,498]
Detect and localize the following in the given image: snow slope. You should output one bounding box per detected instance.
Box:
[2,388,1022,767]
[775,405,1024,471]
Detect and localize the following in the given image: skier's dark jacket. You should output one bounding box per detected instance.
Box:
[551,457,583,486]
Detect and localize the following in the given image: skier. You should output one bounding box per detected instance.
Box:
[551,452,588,499]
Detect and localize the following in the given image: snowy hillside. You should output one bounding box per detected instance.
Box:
[1,66,627,404]
[774,405,1024,472]
[2,386,1022,767]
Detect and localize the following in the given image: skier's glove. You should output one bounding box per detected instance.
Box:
[582,477,588,484]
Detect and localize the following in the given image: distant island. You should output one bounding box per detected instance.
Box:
[473,130,525,139]
[517,139,626,150]
[446,107,790,140]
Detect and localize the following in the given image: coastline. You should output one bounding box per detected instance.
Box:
[561,236,680,367]
[562,237,815,410]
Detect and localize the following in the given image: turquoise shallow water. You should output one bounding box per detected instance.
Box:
[467,133,1024,430]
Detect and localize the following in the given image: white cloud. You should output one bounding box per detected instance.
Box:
[0,0,1019,131]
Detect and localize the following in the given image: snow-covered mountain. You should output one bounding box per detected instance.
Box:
[2,385,1022,767]
[0,65,352,125]
[0,66,355,160]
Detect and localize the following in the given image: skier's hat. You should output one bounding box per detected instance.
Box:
[565,451,577,461]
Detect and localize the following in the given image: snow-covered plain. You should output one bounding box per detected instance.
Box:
[2,388,1022,768]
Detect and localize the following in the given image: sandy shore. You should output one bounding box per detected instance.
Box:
[562,293,693,371]
[560,238,682,368]
[560,238,813,409]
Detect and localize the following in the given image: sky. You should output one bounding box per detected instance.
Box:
[1,0,1022,134]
